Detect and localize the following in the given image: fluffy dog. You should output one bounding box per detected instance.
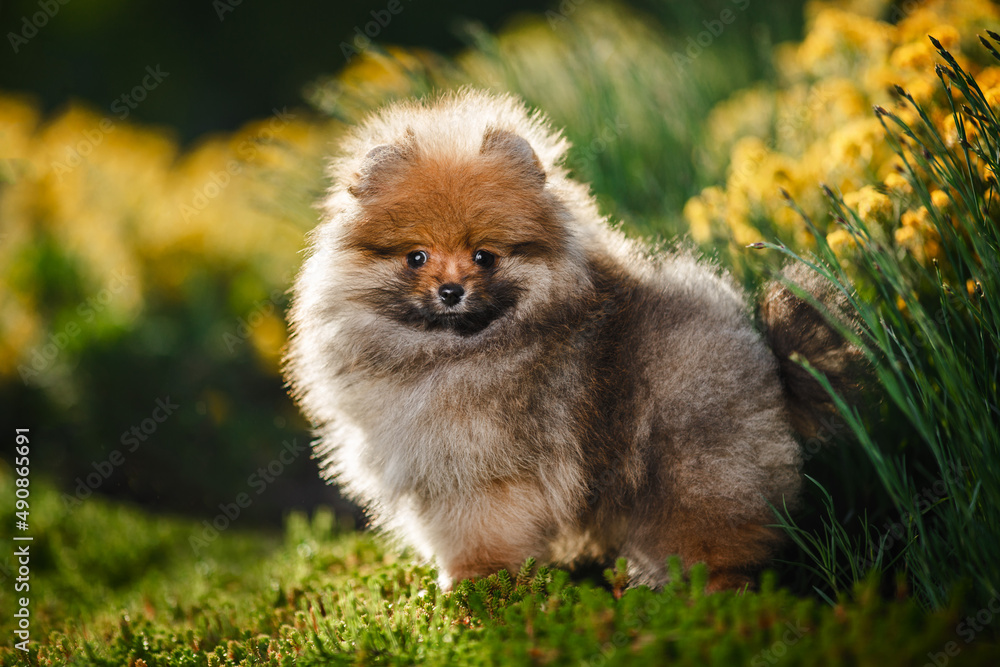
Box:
[284,90,857,591]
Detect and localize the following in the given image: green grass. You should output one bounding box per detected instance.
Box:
[764,34,1000,612]
[4,475,1000,666]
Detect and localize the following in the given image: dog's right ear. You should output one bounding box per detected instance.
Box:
[348,128,416,198]
[480,126,546,187]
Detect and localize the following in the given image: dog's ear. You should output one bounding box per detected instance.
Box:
[480,126,545,187]
[348,127,417,198]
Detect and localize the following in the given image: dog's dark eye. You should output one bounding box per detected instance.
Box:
[406,250,428,269]
[473,250,496,269]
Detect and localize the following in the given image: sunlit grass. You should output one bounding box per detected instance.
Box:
[4,475,999,666]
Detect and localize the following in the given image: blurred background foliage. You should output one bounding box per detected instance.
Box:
[1,0,997,608]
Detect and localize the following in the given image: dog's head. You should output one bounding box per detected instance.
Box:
[338,120,579,337]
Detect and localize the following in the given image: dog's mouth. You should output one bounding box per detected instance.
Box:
[363,280,523,337]
[390,292,520,336]
[413,302,510,336]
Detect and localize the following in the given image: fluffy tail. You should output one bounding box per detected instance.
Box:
[759,264,863,438]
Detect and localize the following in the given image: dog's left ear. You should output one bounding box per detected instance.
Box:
[348,127,417,199]
[480,126,546,187]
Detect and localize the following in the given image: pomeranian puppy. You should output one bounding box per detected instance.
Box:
[284,90,858,592]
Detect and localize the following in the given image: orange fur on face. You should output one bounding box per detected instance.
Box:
[341,135,569,334]
[345,150,567,260]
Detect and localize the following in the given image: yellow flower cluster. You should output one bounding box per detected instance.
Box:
[0,94,340,377]
[684,0,1000,266]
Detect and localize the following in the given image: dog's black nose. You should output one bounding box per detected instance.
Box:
[438,283,465,307]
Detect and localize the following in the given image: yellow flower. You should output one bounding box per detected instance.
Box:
[827,228,855,255]
[730,219,762,247]
[941,112,978,148]
[683,195,714,244]
[825,118,890,193]
[897,9,962,49]
[794,7,893,79]
[895,207,942,264]
[929,24,960,51]
[983,86,1000,111]
[901,206,931,229]
[0,94,40,161]
[976,66,1000,90]
[981,161,997,186]
[845,185,893,226]
[728,137,771,188]
[904,77,937,105]
[895,224,917,244]
[883,172,912,194]
[702,86,776,177]
[930,189,951,213]
[890,42,935,71]
[895,224,926,262]
[679,0,1000,273]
